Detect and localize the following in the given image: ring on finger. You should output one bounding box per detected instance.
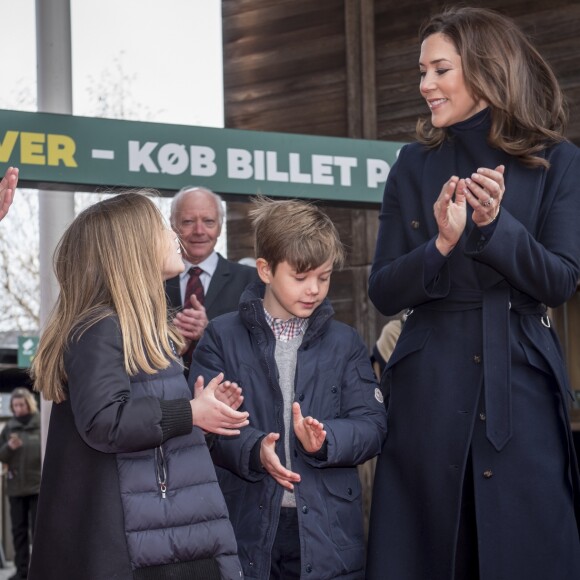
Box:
[482,198,493,207]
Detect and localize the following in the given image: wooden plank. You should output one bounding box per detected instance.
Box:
[345,0,362,138]
[361,0,378,139]
[223,0,341,26]
[224,34,346,84]
[225,201,255,261]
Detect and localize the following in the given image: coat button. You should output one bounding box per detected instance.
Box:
[473,354,482,364]
[249,561,254,567]
[258,504,263,510]
[331,386,337,393]
[347,487,353,495]
[411,220,420,229]
[479,412,486,421]
[483,469,493,479]
[302,505,309,514]
[305,564,313,573]
[298,393,304,402]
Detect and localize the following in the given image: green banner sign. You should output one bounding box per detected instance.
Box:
[0,109,403,204]
[17,336,39,368]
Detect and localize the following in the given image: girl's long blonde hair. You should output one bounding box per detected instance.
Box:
[31,192,184,403]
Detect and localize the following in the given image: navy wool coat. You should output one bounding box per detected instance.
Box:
[366,111,580,580]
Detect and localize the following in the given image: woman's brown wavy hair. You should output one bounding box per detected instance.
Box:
[416,6,567,168]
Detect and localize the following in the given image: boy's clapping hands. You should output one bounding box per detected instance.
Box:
[260,433,301,491]
[260,402,327,490]
[292,402,326,453]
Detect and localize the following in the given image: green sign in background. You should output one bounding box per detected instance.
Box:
[0,109,403,204]
[17,336,39,368]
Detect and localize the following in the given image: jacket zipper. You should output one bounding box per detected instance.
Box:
[251,301,286,564]
[155,446,168,499]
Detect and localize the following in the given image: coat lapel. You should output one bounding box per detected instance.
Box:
[421,141,455,240]
[165,275,182,310]
[204,255,229,313]
[501,153,547,233]
[477,155,547,291]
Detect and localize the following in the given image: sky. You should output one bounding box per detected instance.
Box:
[1,0,225,126]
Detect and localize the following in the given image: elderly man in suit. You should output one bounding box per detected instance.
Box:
[165,186,258,374]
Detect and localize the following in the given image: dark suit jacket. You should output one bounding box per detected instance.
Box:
[165,253,259,320]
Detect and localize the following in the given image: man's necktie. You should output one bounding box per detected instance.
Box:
[182,267,205,371]
[184,266,205,309]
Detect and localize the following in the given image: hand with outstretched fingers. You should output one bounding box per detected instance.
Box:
[260,432,301,491]
[213,377,244,411]
[433,175,467,256]
[191,372,249,435]
[292,402,326,453]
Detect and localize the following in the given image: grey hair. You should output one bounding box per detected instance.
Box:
[170,186,225,226]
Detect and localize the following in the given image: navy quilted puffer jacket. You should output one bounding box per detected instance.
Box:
[29,316,243,580]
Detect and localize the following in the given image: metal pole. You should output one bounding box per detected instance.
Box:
[36,0,75,458]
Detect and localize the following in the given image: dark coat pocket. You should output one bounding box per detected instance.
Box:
[380,327,432,403]
[384,327,432,371]
[519,340,573,400]
[322,469,363,548]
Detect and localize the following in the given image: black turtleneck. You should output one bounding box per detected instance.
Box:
[424,108,507,282]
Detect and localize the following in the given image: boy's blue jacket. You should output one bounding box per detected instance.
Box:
[190,282,388,580]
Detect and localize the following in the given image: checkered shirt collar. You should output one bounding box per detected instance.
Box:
[263,304,309,342]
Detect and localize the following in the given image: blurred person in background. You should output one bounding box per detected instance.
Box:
[0,388,41,580]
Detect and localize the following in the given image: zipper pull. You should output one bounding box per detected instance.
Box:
[155,446,168,499]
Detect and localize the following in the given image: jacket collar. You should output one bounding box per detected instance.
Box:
[8,412,40,431]
[238,282,334,347]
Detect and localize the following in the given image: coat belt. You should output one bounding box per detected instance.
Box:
[416,288,546,452]
[482,287,512,451]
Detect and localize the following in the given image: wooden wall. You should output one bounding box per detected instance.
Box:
[221,0,580,349]
[222,0,348,136]
[222,0,388,347]
[223,0,580,144]
[374,0,580,143]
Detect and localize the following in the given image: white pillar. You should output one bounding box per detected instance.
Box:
[36,0,75,457]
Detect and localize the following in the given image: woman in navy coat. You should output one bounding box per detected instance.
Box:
[366,7,580,580]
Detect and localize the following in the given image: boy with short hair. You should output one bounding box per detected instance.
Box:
[190,197,387,580]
